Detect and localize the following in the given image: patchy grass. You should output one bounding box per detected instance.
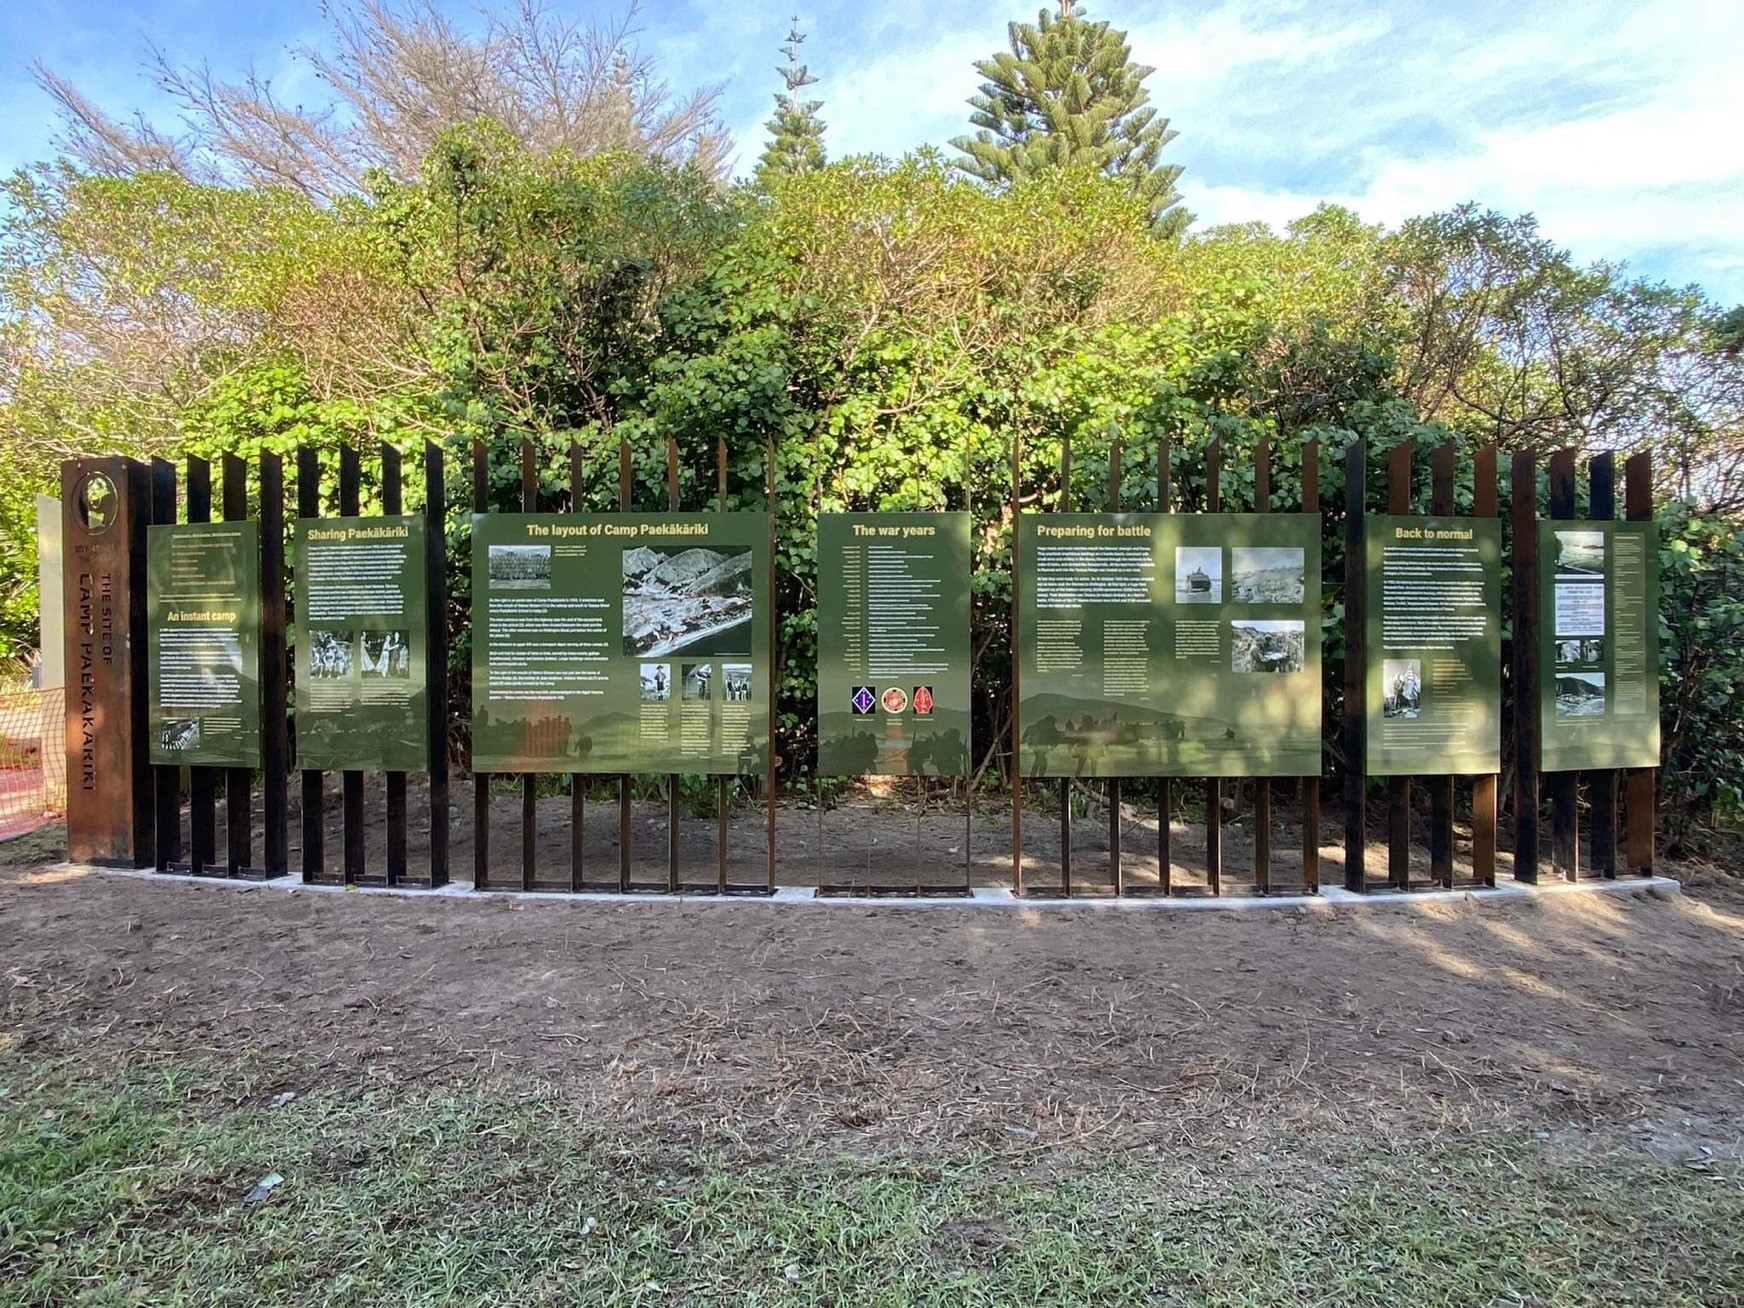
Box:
[2,1052,1741,1306]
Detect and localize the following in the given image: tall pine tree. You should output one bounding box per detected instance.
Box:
[755,16,827,184]
[952,1,1189,236]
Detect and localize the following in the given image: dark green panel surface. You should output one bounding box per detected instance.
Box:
[1363,515,1502,777]
[147,521,263,767]
[817,512,973,777]
[1016,513,1322,778]
[293,516,430,772]
[1538,519,1659,772]
[470,512,771,774]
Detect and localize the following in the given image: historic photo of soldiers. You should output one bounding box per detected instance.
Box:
[639,662,671,702]
[1230,619,1305,673]
[622,545,754,657]
[360,629,411,678]
[488,543,552,590]
[1383,658,1422,719]
[308,628,355,678]
[1174,546,1222,603]
[681,662,712,700]
[1230,547,1305,604]
[722,663,753,701]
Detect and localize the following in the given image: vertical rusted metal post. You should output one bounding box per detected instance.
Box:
[1342,440,1367,893]
[1588,451,1618,878]
[1157,435,1172,895]
[1301,440,1321,893]
[1428,443,1457,889]
[382,444,408,885]
[1012,428,1024,896]
[1623,452,1656,875]
[1471,445,1499,888]
[1548,447,1580,881]
[339,443,365,886]
[1253,432,1272,894]
[1385,442,1413,889]
[618,437,633,894]
[1511,448,1540,884]
[471,438,491,891]
[1108,436,1123,896]
[1205,437,1223,896]
[425,440,450,888]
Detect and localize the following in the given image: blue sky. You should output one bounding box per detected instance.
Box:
[3,0,1740,302]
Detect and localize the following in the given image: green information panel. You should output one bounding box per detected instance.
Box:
[1016,513,1322,778]
[471,512,771,774]
[146,520,263,766]
[1364,516,1502,776]
[293,516,430,772]
[817,512,973,776]
[1538,520,1659,772]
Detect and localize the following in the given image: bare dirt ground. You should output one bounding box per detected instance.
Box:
[5,811,1743,1166]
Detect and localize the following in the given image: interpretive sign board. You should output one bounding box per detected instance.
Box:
[1537,520,1659,772]
[1015,513,1322,778]
[146,520,263,766]
[293,516,430,772]
[1363,515,1502,776]
[470,512,771,774]
[816,512,972,776]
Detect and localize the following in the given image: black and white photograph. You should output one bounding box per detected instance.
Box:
[157,717,202,752]
[1174,546,1223,604]
[639,662,671,702]
[1382,658,1422,719]
[1230,547,1305,604]
[1555,670,1607,717]
[622,545,754,657]
[1554,530,1606,578]
[1230,619,1305,673]
[308,628,355,678]
[681,662,712,700]
[360,629,412,679]
[488,543,552,590]
[722,663,753,702]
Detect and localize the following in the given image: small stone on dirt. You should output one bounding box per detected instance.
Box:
[244,1172,284,1204]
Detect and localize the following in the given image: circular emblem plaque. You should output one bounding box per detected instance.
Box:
[75,471,118,534]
